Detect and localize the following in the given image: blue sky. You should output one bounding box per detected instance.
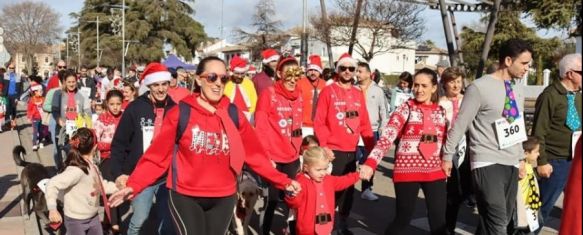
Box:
[0,0,567,49]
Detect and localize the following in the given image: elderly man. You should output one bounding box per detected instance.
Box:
[532,53,581,230]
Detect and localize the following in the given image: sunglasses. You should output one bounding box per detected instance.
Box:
[339,66,355,72]
[200,73,229,84]
[58,66,67,69]
[572,70,582,76]
[8,67,15,69]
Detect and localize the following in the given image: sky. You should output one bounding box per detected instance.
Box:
[0,0,568,49]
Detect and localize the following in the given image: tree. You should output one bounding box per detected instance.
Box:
[0,1,62,71]
[520,0,581,30]
[311,0,424,62]
[70,0,206,68]
[234,0,288,61]
[461,11,562,82]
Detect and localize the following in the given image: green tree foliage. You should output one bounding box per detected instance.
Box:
[461,12,561,82]
[70,0,206,68]
[520,0,581,30]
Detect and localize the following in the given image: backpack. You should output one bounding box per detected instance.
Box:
[171,102,239,191]
[43,88,61,112]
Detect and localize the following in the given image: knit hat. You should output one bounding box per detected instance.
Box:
[307,54,323,73]
[30,83,43,92]
[261,49,280,64]
[335,53,358,72]
[230,55,249,73]
[140,62,172,86]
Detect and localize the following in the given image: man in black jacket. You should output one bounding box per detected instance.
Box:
[110,63,176,235]
[77,66,97,103]
[1,63,23,127]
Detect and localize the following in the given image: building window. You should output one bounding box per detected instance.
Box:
[45,57,49,63]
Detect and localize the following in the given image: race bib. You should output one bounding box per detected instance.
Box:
[36,178,50,194]
[79,87,91,100]
[494,117,527,149]
[142,126,154,153]
[456,135,467,168]
[572,131,581,159]
[526,208,540,232]
[65,120,78,137]
[301,127,314,138]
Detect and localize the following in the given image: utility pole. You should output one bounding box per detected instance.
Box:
[122,0,126,77]
[438,0,458,66]
[348,0,364,55]
[449,10,464,66]
[86,16,101,67]
[300,0,308,67]
[319,0,334,68]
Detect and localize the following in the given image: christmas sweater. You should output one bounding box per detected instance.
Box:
[27,96,44,121]
[94,111,122,159]
[364,99,448,182]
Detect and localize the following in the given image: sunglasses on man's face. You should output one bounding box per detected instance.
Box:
[339,66,356,72]
[571,70,582,76]
[8,67,15,69]
[200,73,229,84]
[58,66,67,69]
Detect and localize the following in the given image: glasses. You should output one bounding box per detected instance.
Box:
[339,66,355,72]
[572,70,582,76]
[200,73,229,84]
[57,66,67,69]
[8,67,15,69]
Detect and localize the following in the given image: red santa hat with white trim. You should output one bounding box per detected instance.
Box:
[261,48,280,64]
[230,55,249,73]
[335,52,358,72]
[307,54,323,73]
[140,62,172,86]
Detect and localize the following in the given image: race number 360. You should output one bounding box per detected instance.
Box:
[503,125,520,137]
[495,117,527,149]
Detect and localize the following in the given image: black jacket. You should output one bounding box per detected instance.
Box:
[110,92,176,178]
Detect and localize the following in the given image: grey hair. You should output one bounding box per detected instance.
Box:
[559,53,582,79]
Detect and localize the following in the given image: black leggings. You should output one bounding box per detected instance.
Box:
[261,159,300,234]
[168,190,237,235]
[331,151,357,217]
[445,156,473,234]
[385,180,447,235]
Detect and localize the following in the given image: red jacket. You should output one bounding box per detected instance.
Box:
[314,82,375,152]
[255,86,303,163]
[252,71,274,97]
[126,94,292,197]
[560,137,582,235]
[46,74,60,90]
[285,172,359,235]
[27,96,44,120]
[297,77,326,127]
[167,86,190,103]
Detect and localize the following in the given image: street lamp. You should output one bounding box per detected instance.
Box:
[82,16,101,67]
[109,0,126,76]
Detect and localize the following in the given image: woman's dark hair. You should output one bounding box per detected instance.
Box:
[414,68,439,103]
[194,56,225,92]
[122,80,137,98]
[64,128,96,174]
[322,68,332,81]
[398,71,413,90]
[61,69,78,91]
[441,67,465,90]
[262,63,275,78]
[105,89,124,110]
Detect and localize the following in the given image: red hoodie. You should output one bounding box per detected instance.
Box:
[313,82,375,152]
[126,94,292,197]
[255,82,303,163]
[27,96,44,120]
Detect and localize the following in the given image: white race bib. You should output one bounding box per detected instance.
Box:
[456,135,467,168]
[301,127,314,138]
[526,208,540,232]
[79,87,91,100]
[494,117,527,149]
[36,178,50,194]
[142,126,154,153]
[572,131,582,159]
[65,120,77,137]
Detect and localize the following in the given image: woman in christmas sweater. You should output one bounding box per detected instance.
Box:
[255,56,304,234]
[93,89,123,232]
[360,68,448,235]
[108,56,301,235]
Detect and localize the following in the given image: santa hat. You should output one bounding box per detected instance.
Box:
[140,62,172,86]
[248,65,257,75]
[261,49,280,64]
[335,53,358,72]
[30,83,43,92]
[230,55,249,73]
[276,56,299,72]
[307,54,323,73]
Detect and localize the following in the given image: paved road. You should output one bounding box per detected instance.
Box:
[0,102,563,235]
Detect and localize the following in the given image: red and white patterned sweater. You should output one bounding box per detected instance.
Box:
[364,99,448,182]
[94,111,122,159]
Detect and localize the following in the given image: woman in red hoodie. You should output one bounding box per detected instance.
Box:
[108,56,301,235]
[255,56,305,234]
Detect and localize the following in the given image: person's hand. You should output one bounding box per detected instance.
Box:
[108,187,134,207]
[442,160,453,177]
[48,209,62,224]
[285,180,302,196]
[518,161,526,179]
[115,175,129,189]
[323,147,335,161]
[537,164,553,178]
[359,165,374,181]
[58,118,65,127]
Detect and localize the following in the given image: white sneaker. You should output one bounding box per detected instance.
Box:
[39,143,44,149]
[32,145,39,151]
[361,189,379,201]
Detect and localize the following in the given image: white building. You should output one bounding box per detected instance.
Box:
[415,45,449,71]
[197,39,251,66]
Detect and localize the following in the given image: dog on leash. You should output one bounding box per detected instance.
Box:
[230,172,263,235]
[13,145,51,222]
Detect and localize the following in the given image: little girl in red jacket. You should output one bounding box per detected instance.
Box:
[27,83,45,151]
[285,146,360,235]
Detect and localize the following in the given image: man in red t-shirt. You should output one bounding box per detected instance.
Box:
[46,60,67,90]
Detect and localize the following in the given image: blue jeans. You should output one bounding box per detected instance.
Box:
[31,119,41,145]
[127,181,175,235]
[356,131,379,190]
[538,159,571,226]
[49,116,64,170]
